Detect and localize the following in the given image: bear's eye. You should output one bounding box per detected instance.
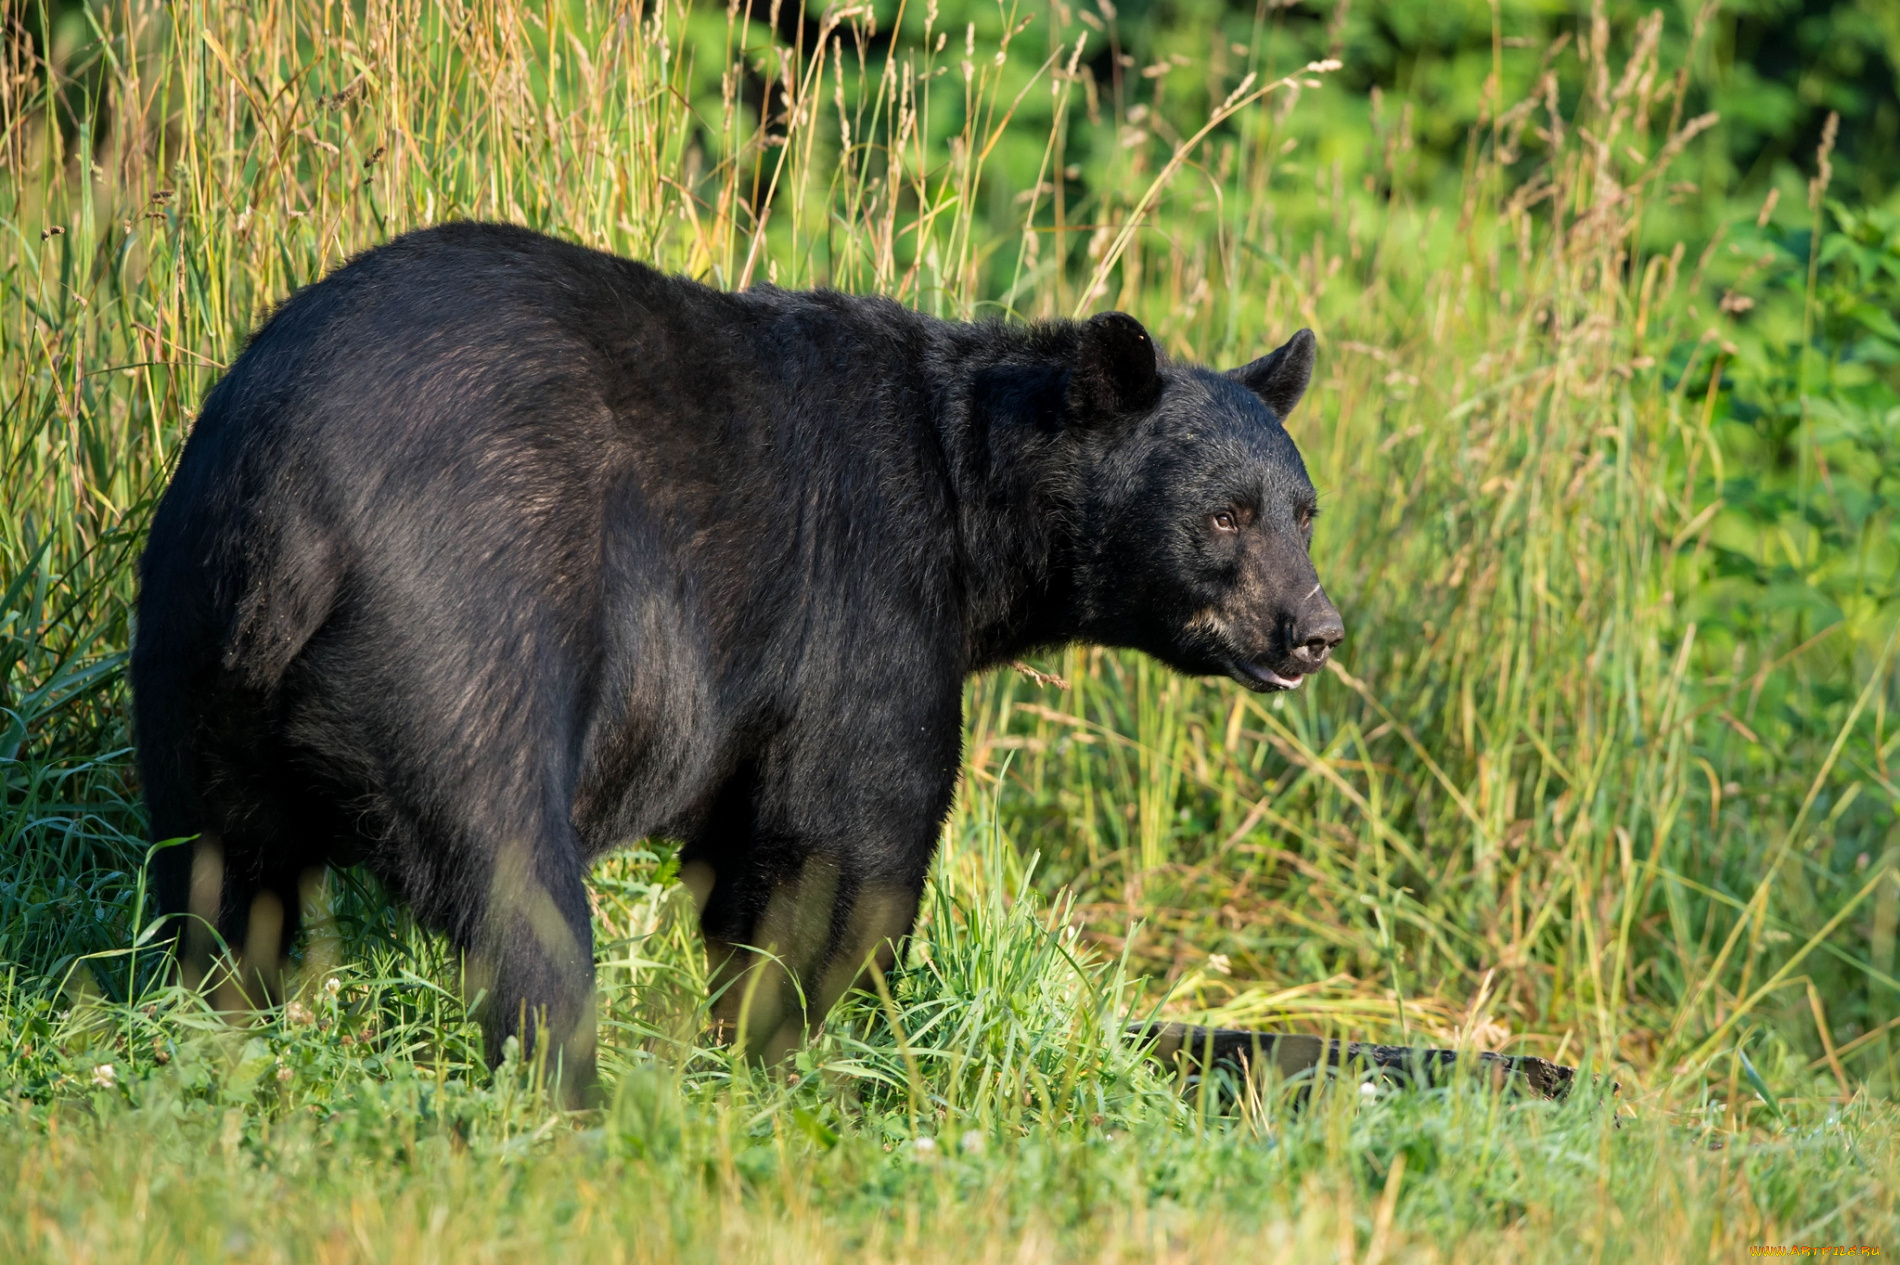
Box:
[1211,510,1238,534]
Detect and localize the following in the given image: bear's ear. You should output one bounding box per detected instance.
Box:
[1229,328,1316,419]
[1069,311,1160,420]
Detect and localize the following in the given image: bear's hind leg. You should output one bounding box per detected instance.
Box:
[145,757,324,1003]
[456,832,599,1108]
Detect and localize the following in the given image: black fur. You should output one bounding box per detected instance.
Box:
[132,222,1343,1100]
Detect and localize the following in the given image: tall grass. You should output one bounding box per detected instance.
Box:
[3,0,1898,1256]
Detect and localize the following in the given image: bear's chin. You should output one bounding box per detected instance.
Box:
[1225,658,1306,692]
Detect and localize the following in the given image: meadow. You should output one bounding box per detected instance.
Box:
[3,0,1899,1258]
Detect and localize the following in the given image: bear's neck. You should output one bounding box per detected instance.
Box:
[924,321,1089,673]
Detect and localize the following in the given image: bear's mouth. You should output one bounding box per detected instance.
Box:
[1226,658,1306,692]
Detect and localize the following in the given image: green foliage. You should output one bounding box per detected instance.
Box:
[3,846,1895,1259]
[1701,199,1900,644]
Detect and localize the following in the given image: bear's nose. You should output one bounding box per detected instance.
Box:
[1289,602,1344,671]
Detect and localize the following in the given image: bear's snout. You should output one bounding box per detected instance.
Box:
[1287,592,1344,672]
[1212,561,1344,693]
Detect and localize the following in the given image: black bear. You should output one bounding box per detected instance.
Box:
[132,222,1343,1100]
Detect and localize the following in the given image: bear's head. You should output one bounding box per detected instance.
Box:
[1066,312,1344,693]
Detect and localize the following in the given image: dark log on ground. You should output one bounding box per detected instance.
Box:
[1129,1023,1585,1102]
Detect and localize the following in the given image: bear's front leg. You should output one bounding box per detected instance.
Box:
[691,712,961,1062]
[698,847,929,1062]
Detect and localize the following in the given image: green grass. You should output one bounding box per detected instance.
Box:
[3,0,1899,1258]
